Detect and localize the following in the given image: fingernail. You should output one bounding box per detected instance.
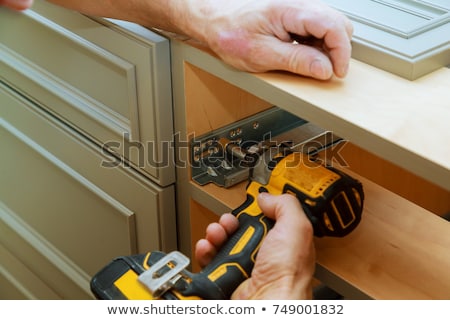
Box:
[340,62,349,78]
[257,192,271,201]
[310,59,332,80]
[257,192,267,200]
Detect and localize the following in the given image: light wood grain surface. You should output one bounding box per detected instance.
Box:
[255,61,450,190]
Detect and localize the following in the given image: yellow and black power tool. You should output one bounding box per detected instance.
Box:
[90,144,364,300]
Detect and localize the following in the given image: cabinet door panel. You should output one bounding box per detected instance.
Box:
[0,2,174,185]
[1,124,137,270]
[0,221,90,299]
[0,8,138,139]
[0,90,136,276]
[323,0,450,79]
[0,82,176,299]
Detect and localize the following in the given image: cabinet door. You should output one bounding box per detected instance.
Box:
[0,242,63,299]
[0,83,176,298]
[323,0,450,79]
[0,1,174,185]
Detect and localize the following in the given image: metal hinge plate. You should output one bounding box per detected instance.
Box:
[190,106,342,188]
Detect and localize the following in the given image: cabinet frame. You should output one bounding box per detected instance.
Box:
[170,39,450,299]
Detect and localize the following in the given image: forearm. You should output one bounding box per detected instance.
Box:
[47,0,209,41]
[19,0,352,79]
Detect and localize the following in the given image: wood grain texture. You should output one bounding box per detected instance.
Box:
[184,63,272,137]
[189,172,450,299]
[340,143,450,216]
[254,62,450,190]
[315,170,450,299]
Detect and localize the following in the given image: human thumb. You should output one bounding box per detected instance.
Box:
[257,193,303,220]
[257,192,313,229]
[256,192,277,220]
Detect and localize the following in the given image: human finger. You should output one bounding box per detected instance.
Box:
[195,238,217,268]
[257,192,312,233]
[194,222,227,268]
[276,39,335,80]
[320,19,353,78]
[256,192,314,272]
[296,14,353,78]
[279,4,353,78]
[0,0,33,10]
[195,213,239,267]
[245,192,315,299]
[218,213,239,236]
[205,213,238,245]
[204,222,229,248]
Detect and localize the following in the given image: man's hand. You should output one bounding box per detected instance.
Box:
[178,0,353,80]
[195,193,316,300]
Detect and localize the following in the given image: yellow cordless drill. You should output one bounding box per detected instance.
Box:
[91,148,364,300]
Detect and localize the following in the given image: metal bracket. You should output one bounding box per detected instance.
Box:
[138,251,190,298]
[190,106,342,188]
